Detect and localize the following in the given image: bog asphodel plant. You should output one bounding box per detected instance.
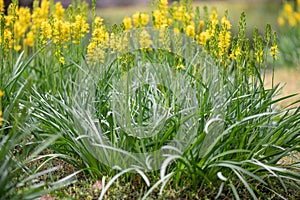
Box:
[0,0,89,64]
[0,0,278,68]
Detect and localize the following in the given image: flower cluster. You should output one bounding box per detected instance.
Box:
[97,0,277,69]
[0,0,279,69]
[87,17,109,64]
[0,0,89,63]
[278,0,300,27]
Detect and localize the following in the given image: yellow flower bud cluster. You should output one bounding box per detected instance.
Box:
[87,17,109,64]
[132,12,150,27]
[218,16,231,57]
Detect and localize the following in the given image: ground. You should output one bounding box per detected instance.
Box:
[265,66,300,108]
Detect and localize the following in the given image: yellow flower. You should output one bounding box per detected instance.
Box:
[0,90,4,97]
[123,17,133,30]
[72,15,89,44]
[1,29,13,50]
[221,16,231,30]
[94,17,104,27]
[173,6,185,21]
[209,9,218,23]
[140,13,149,26]
[218,30,231,56]
[131,12,150,27]
[40,20,52,44]
[40,0,50,19]
[159,0,168,13]
[278,16,285,26]
[284,3,293,14]
[0,0,4,13]
[186,24,195,38]
[133,12,140,27]
[255,50,264,63]
[14,45,22,51]
[87,17,110,63]
[59,56,65,64]
[153,10,169,29]
[294,12,300,22]
[197,31,210,45]
[230,46,241,60]
[270,44,279,60]
[288,16,297,27]
[176,64,185,70]
[139,29,153,50]
[54,2,65,19]
[199,20,205,32]
[173,27,180,33]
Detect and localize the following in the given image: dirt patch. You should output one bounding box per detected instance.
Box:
[265,67,300,108]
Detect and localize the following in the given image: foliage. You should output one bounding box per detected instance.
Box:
[0,0,299,199]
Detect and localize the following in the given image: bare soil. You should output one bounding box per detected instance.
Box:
[265,67,300,108]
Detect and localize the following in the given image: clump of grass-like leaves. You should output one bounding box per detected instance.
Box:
[1,0,299,199]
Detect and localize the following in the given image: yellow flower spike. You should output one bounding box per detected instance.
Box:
[199,20,205,32]
[24,31,34,47]
[221,16,231,30]
[40,0,50,19]
[209,9,218,22]
[2,29,13,50]
[153,9,169,29]
[172,6,182,21]
[54,2,65,19]
[197,31,210,45]
[255,50,264,63]
[123,17,133,30]
[186,24,195,38]
[132,12,140,27]
[94,17,104,27]
[140,13,149,26]
[72,15,89,44]
[0,0,4,13]
[218,30,231,56]
[131,12,150,27]
[284,3,293,14]
[270,44,279,60]
[159,0,168,13]
[139,29,153,50]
